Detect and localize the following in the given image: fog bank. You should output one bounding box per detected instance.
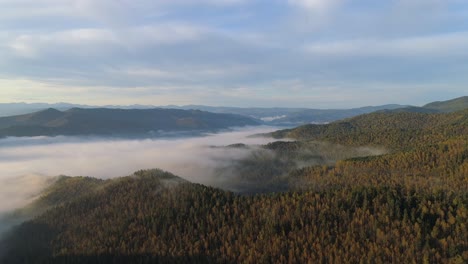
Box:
[0,127,280,215]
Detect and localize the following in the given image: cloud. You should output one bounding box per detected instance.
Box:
[0,175,54,215]
[288,0,342,12]
[0,79,194,106]
[8,36,39,58]
[0,174,55,237]
[0,128,279,234]
[304,31,468,57]
[1,1,468,107]
[0,128,286,237]
[0,127,279,209]
[108,63,257,82]
[0,0,248,24]
[8,29,117,58]
[7,23,205,58]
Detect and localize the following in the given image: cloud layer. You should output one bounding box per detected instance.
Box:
[1,0,468,107]
[0,127,279,214]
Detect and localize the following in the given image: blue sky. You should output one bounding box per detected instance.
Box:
[1,0,467,108]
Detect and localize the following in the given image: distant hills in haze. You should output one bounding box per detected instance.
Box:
[0,96,466,136]
[175,96,468,124]
[379,96,468,114]
[0,108,259,138]
[264,104,407,125]
[0,102,156,117]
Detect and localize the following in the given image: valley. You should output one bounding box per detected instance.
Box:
[0,97,467,263]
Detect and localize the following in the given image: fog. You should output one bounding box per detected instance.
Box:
[0,127,280,217]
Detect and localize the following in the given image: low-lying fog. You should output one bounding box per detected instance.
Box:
[0,127,280,216]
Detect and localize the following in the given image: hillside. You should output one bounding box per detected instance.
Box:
[378,106,440,114]
[0,103,83,117]
[271,109,468,150]
[268,104,407,125]
[213,141,386,193]
[217,109,467,193]
[0,108,260,138]
[423,96,468,112]
[2,164,467,263]
[378,96,468,114]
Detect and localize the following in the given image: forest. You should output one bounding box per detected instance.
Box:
[0,109,467,263]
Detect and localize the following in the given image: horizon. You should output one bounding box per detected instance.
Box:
[1,1,468,107]
[0,100,418,110]
[3,95,467,110]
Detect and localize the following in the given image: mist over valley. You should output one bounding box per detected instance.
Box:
[1,0,468,261]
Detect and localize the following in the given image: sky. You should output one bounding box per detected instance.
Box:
[1,0,467,108]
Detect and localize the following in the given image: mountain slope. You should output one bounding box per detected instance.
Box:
[268,104,408,125]
[378,106,441,114]
[1,166,467,263]
[379,96,468,114]
[423,96,468,112]
[0,108,260,137]
[271,109,468,150]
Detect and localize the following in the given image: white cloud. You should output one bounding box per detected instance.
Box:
[0,174,54,214]
[8,35,39,58]
[119,68,175,79]
[304,32,468,57]
[7,24,205,58]
[288,0,342,11]
[109,63,256,81]
[0,0,467,107]
[129,24,205,45]
[0,0,248,24]
[8,29,118,58]
[0,78,223,106]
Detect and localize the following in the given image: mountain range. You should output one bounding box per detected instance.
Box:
[0,96,466,138]
[1,96,466,128]
[0,108,259,138]
[0,103,410,125]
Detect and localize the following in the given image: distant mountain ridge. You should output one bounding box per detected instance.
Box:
[267,104,407,125]
[380,96,468,114]
[0,103,410,125]
[0,96,466,125]
[0,108,259,138]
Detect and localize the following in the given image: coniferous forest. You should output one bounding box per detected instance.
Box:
[1,109,467,264]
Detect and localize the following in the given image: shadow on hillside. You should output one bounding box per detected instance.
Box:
[2,222,220,264]
[4,254,220,264]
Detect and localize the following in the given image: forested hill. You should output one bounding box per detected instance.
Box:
[376,96,468,114]
[2,164,467,263]
[423,96,468,112]
[0,108,260,137]
[271,109,468,150]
